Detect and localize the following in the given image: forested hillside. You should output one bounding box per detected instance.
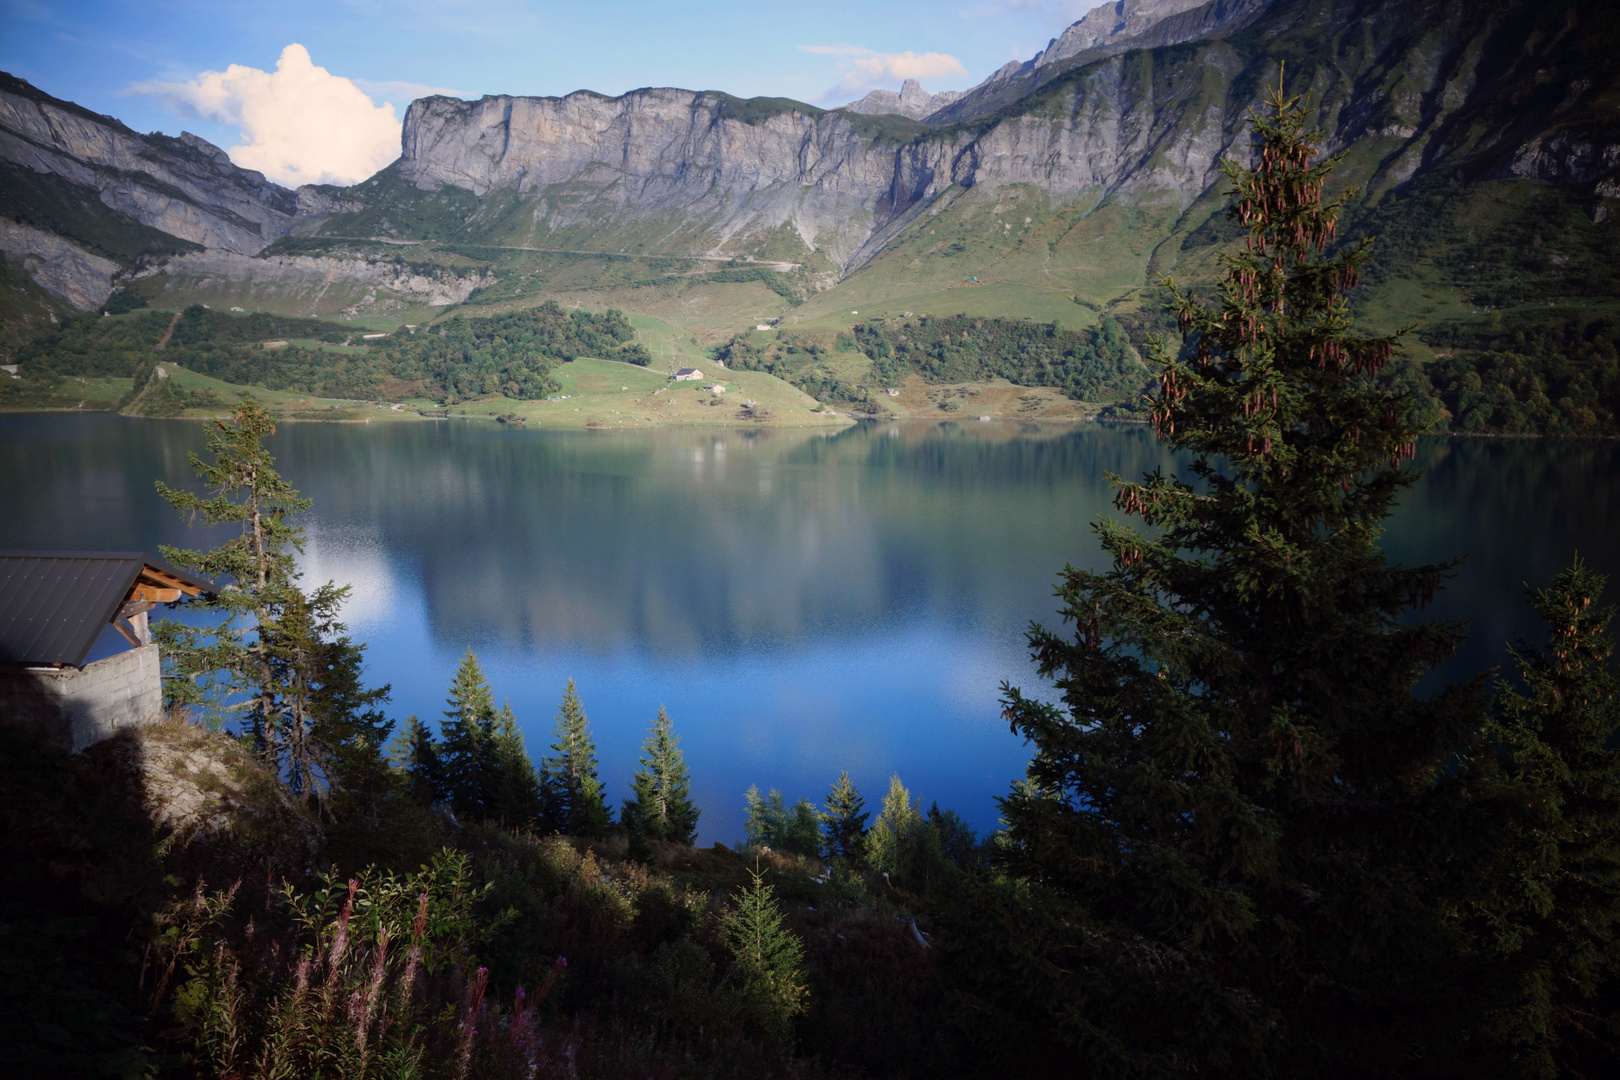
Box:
[4,301,648,408]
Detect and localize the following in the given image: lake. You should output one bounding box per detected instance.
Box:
[4,413,1616,844]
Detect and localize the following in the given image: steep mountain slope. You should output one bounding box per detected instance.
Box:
[2,0,1617,390]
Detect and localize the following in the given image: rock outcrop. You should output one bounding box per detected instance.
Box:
[142,248,495,307]
[0,74,304,254]
[0,218,119,310]
[843,79,963,120]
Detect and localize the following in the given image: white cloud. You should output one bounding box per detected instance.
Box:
[799,45,970,102]
[128,44,402,187]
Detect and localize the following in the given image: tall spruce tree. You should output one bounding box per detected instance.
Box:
[979,82,1486,1073]
[1463,560,1620,1073]
[539,679,610,836]
[822,772,868,861]
[440,649,497,818]
[624,706,699,847]
[865,775,922,877]
[490,702,542,829]
[390,714,446,805]
[156,399,389,809]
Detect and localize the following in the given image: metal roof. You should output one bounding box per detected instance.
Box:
[0,551,211,667]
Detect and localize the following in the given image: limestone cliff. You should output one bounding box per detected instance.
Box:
[383,0,1618,276]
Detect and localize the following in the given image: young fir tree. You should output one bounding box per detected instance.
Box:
[389,714,446,805]
[822,771,869,861]
[980,83,1486,1073]
[744,786,789,849]
[623,706,699,847]
[782,799,822,859]
[724,863,809,1042]
[439,649,497,818]
[155,399,389,808]
[1463,560,1620,1073]
[864,775,923,877]
[489,702,542,828]
[539,679,610,836]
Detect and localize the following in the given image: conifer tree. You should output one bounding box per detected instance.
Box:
[623,706,699,847]
[821,772,868,861]
[983,82,1486,1072]
[489,702,542,828]
[744,786,789,849]
[782,799,822,859]
[390,714,446,805]
[440,649,497,817]
[865,775,922,877]
[156,398,390,808]
[1464,560,1620,1073]
[539,679,610,836]
[724,863,809,1041]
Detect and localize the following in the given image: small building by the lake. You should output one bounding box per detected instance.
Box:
[0,551,208,752]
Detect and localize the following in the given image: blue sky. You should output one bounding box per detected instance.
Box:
[2,1,1101,183]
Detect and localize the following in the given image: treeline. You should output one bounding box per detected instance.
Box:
[394,661,697,850]
[855,314,1148,401]
[9,300,649,406]
[1418,311,1620,435]
[375,303,648,403]
[713,315,1150,411]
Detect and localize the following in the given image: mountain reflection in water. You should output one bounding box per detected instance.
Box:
[4,414,1615,843]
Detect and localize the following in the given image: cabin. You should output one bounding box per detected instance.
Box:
[705,384,728,394]
[673,368,704,381]
[0,551,209,752]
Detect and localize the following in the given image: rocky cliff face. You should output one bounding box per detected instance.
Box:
[0,75,305,255]
[388,0,1616,275]
[2,0,1615,320]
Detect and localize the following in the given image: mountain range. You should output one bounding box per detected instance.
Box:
[2,0,1617,376]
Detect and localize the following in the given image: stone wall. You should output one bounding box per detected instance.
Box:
[0,645,163,752]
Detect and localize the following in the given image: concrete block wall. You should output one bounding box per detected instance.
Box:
[0,644,164,752]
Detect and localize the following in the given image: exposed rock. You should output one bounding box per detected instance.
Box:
[90,718,322,880]
[0,218,119,309]
[928,0,1275,124]
[843,79,963,120]
[140,248,496,307]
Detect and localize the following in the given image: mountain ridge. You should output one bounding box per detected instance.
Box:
[0,0,1616,355]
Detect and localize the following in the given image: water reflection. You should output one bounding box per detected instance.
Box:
[3,414,1614,842]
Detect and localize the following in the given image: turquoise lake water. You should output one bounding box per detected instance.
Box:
[4,414,1616,843]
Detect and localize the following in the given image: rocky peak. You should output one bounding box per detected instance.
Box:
[842,79,964,120]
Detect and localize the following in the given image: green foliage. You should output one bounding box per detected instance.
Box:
[377,302,638,403]
[539,679,611,838]
[154,399,389,807]
[978,85,1488,1073]
[821,771,868,861]
[622,706,699,849]
[1422,312,1620,435]
[169,851,524,1080]
[490,704,543,829]
[741,787,819,858]
[11,301,647,407]
[864,775,921,877]
[390,714,447,806]
[723,864,808,1041]
[855,314,1148,401]
[1459,560,1620,1072]
[440,650,498,818]
[99,289,149,315]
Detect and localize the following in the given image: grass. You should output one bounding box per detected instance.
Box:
[427,356,846,430]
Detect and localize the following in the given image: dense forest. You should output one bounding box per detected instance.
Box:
[4,300,648,406]
[713,314,1151,412]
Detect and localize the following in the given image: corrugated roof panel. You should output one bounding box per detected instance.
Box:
[0,551,210,667]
